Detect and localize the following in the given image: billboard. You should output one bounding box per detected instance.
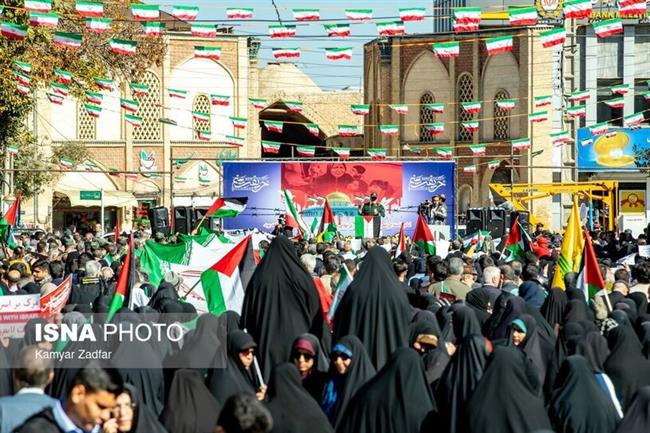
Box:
[577,127,650,171]
[222,161,456,236]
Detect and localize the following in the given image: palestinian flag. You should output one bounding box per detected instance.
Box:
[125,114,142,127]
[47,92,63,105]
[512,138,531,150]
[110,39,137,56]
[390,104,408,115]
[195,46,221,60]
[400,7,426,22]
[345,9,373,21]
[75,1,103,18]
[168,88,187,99]
[551,131,572,146]
[283,190,311,237]
[469,144,486,155]
[1,23,27,40]
[463,230,491,251]
[262,141,281,154]
[192,111,210,122]
[328,263,354,321]
[485,35,513,55]
[192,24,216,37]
[620,0,647,16]
[86,18,111,32]
[317,199,337,242]
[293,9,320,21]
[143,22,163,37]
[106,234,135,321]
[496,99,516,111]
[425,123,445,134]
[269,25,296,38]
[462,121,479,132]
[487,160,501,170]
[226,8,253,19]
[577,230,606,300]
[273,48,301,59]
[338,125,358,136]
[51,82,69,96]
[326,48,352,60]
[200,235,255,315]
[611,84,630,95]
[432,42,459,58]
[566,105,586,118]
[304,124,319,137]
[540,28,566,48]
[6,145,19,155]
[131,4,159,21]
[564,0,592,19]
[172,5,199,20]
[284,101,303,112]
[589,122,609,136]
[593,18,623,38]
[249,98,268,109]
[206,197,248,218]
[29,12,58,28]
[53,32,82,49]
[376,21,406,36]
[325,24,350,37]
[529,111,548,123]
[84,103,101,117]
[509,6,537,26]
[130,83,148,96]
[380,125,399,136]
[225,135,244,147]
[120,98,139,113]
[210,94,230,106]
[461,101,481,113]
[413,213,435,255]
[25,0,51,12]
[568,90,590,102]
[535,95,552,107]
[604,97,624,108]
[367,149,386,160]
[355,215,380,238]
[264,121,283,133]
[333,148,350,159]
[394,222,407,259]
[426,103,444,113]
[436,147,453,159]
[503,216,531,261]
[196,130,211,141]
[94,77,113,90]
[351,104,370,115]
[14,72,31,85]
[624,112,645,128]
[463,164,477,173]
[295,146,315,157]
[0,191,21,248]
[14,61,32,74]
[85,91,103,105]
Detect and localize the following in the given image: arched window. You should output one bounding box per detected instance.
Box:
[133,71,161,141]
[457,73,474,142]
[419,92,436,143]
[493,89,510,140]
[77,103,96,140]
[192,94,211,136]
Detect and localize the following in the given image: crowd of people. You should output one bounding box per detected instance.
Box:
[0,222,648,433]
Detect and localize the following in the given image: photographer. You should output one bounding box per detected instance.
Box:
[419,199,432,223]
[272,214,293,237]
[431,195,448,225]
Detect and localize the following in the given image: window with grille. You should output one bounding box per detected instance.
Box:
[133,71,161,141]
[419,92,436,143]
[493,89,510,140]
[192,94,211,136]
[457,73,474,142]
[77,103,96,140]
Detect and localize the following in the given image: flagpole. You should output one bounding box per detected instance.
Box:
[179,279,201,300]
[191,214,208,235]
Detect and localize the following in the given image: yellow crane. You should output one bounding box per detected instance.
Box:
[489,181,619,231]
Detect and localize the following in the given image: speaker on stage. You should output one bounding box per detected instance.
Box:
[487,208,506,239]
[466,208,485,235]
[173,206,194,234]
[511,211,530,234]
[148,207,170,236]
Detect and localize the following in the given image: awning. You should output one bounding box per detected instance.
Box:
[56,188,138,208]
[172,196,216,207]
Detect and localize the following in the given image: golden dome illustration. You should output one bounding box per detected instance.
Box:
[593,131,635,167]
[327,191,352,204]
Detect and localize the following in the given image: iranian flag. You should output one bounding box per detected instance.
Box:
[283,190,311,237]
[54,32,82,49]
[1,23,27,40]
[624,112,645,127]
[14,61,32,74]
[196,130,211,141]
[643,91,650,101]
[503,216,532,261]
[485,35,513,55]
[462,121,480,132]
[425,123,445,134]
[469,144,486,155]
[172,5,199,20]
[413,214,435,255]
[611,84,630,95]
[566,105,586,118]
[512,138,531,150]
[390,104,408,115]
[355,215,380,239]
[620,0,647,17]
[14,72,30,85]
[131,4,159,21]
[529,111,548,123]
[200,235,255,315]
[581,138,593,147]
[326,48,352,60]
[262,141,281,154]
[534,95,552,107]
[130,83,148,96]
[463,164,477,173]
[325,24,351,37]
[297,146,316,157]
[16,84,30,95]
[206,197,248,218]
[84,103,101,117]
[436,147,453,159]
[604,97,624,108]
[551,131,572,146]
[25,0,51,13]
[427,103,444,113]
[211,94,230,106]
[394,223,407,259]
[400,8,426,22]
[47,92,63,105]
[269,25,296,38]
[6,145,18,155]
[273,48,301,59]
[351,104,370,115]
[380,125,399,136]
[143,22,163,37]
[589,122,609,136]
[306,125,319,138]
[338,125,358,136]
[432,42,460,58]
[120,98,139,113]
[94,77,113,90]
[345,9,373,21]
[59,158,74,169]
[568,90,590,102]
[264,121,283,133]
[249,98,268,109]
[333,148,350,159]
[192,24,216,37]
[376,21,406,36]
[29,12,58,27]
[367,149,386,160]
[86,17,111,32]
[195,46,221,60]
[540,28,566,48]
[577,230,607,300]
[293,9,320,21]
[564,0,592,19]
[125,114,142,127]
[593,18,623,38]
[509,6,538,26]
[110,39,137,56]
[453,7,481,32]
[496,99,516,111]
[76,1,103,17]
[230,117,247,129]
[51,82,69,96]
[487,160,501,170]
[285,101,303,112]
[192,111,210,122]
[226,8,253,19]
[106,234,135,322]
[85,91,102,105]
[462,101,481,113]
[168,88,187,99]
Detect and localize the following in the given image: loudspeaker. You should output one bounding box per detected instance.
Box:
[466,208,485,234]
[173,206,194,234]
[511,211,530,234]
[194,208,222,231]
[148,207,170,236]
[487,208,507,239]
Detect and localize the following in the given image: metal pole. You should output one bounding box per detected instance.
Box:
[100,188,105,236]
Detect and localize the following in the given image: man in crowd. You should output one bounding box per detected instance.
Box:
[429,257,470,300]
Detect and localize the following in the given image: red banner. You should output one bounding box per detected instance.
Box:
[40,275,73,317]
